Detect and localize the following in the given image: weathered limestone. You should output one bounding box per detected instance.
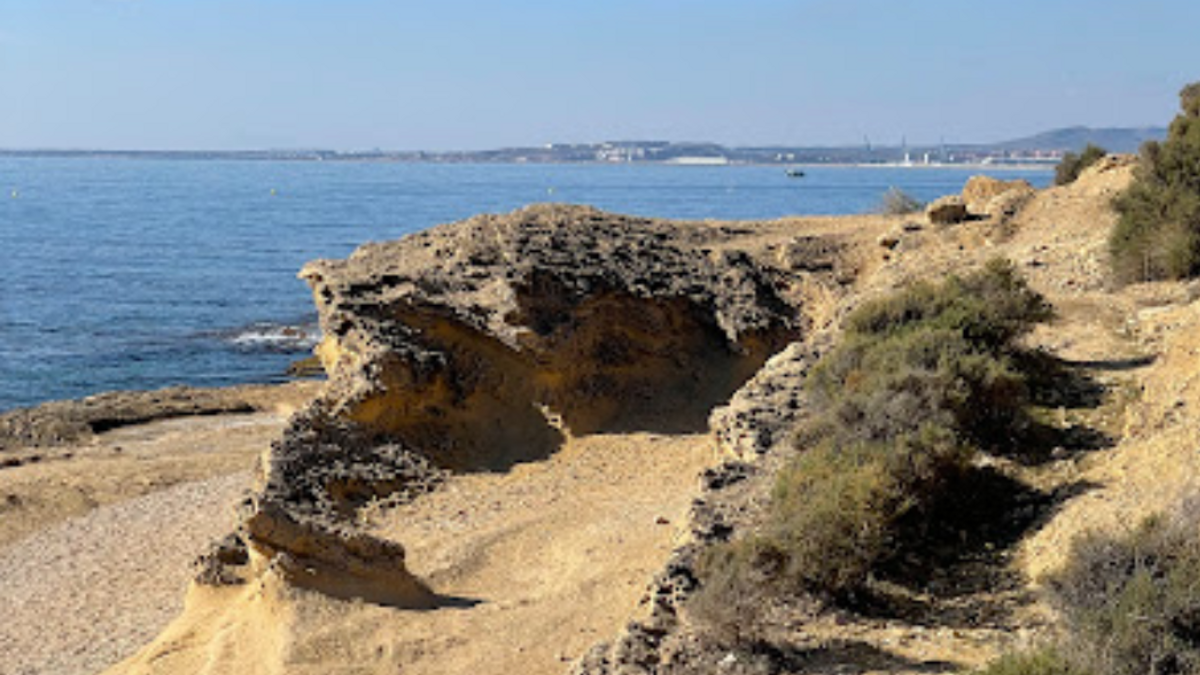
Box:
[222,204,810,603]
[926,195,970,225]
[962,175,1037,219]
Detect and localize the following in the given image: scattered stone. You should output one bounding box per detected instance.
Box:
[926,195,970,225]
[962,175,1035,217]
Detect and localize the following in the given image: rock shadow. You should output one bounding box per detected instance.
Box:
[1005,352,1117,465]
[523,292,793,438]
[857,467,1101,628]
[776,640,959,674]
[336,297,793,473]
[678,639,957,675]
[1064,354,1156,372]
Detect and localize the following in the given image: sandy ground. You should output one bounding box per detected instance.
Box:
[364,432,712,675]
[104,431,716,675]
[0,413,288,675]
[0,473,251,675]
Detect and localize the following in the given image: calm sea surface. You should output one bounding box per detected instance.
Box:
[0,158,1050,411]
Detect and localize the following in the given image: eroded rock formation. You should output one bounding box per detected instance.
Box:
[962,175,1036,218]
[221,204,811,604]
[925,195,970,225]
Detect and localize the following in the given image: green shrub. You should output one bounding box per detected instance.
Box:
[812,259,1051,450]
[876,187,924,215]
[1054,144,1108,186]
[838,258,1053,353]
[766,424,969,595]
[787,261,1049,587]
[783,261,1048,596]
[970,648,1090,675]
[1045,502,1200,675]
[1111,82,1200,284]
[691,260,1052,619]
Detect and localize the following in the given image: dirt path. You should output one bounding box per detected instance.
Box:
[363,432,713,675]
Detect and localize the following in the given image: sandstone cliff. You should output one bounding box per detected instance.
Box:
[212,204,836,609]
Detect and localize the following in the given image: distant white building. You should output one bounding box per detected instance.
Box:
[666,156,730,166]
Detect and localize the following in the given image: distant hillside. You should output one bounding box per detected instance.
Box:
[991,126,1166,153]
[0,126,1168,164]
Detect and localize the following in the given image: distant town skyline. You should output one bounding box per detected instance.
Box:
[1,0,1197,151]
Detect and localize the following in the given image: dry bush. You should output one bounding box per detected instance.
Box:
[1045,500,1200,675]
[971,648,1089,675]
[766,425,968,596]
[689,538,786,648]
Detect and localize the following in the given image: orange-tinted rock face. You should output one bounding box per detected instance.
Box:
[225,204,810,602]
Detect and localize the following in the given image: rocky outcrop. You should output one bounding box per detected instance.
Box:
[962,176,1036,218]
[0,383,317,452]
[925,195,970,225]
[708,336,830,460]
[226,204,811,604]
[921,176,1037,228]
[297,204,802,459]
[1078,153,1138,179]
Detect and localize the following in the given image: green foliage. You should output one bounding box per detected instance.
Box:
[1111,82,1200,283]
[970,648,1090,675]
[1045,503,1200,675]
[813,259,1052,449]
[766,425,969,594]
[839,258,1053,353]
[691,261,1052,623]
[1054,144,1108,186]
[876,186,924,215]
[778,260,1048,595]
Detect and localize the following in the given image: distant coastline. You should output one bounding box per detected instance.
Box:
[0,125,1162,168]
[0,150,1057,173]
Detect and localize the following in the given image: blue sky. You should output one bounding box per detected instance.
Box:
[1,0,1197,150]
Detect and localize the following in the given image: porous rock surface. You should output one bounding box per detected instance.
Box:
[962,175,1036,217]
[226,204,809,603]
[925,195,970,225]
[707,335,831,461]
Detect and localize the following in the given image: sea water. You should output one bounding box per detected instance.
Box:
[0,158,1050,411]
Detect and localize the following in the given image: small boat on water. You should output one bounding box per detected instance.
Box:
[785,168,805,178]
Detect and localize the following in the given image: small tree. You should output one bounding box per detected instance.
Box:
[1054,144,1107,186]
[1110,82,1200,283]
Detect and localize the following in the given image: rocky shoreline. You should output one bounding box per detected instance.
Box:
[11,157,1193,674]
